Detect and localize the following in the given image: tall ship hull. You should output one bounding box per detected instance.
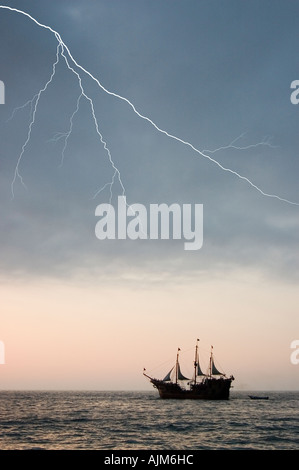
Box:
[149,377,233,400]
[144,339,234,400]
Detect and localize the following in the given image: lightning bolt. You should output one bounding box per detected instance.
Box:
[59,43,125,201]
[48,95,81,169]
[1,5,298,207]
[10,43,61,197]
[203,133,277,154]
[6,94,39,124]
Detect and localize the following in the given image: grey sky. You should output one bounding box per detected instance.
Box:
[0,0,298,282]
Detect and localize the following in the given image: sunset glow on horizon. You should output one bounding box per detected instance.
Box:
[1,267,298,391]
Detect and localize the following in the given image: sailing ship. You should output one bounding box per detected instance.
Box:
[143,339,234,400]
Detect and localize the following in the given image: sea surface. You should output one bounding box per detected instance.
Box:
[0,390,298,450]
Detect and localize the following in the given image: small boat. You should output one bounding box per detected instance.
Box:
[144,339,234,400]
[249,395,269,400]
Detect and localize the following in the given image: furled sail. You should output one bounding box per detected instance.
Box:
[211,359,223,376]
[177,363,189,381]
[163,367,174,382]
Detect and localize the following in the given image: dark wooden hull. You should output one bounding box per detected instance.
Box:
[150,377,233,400]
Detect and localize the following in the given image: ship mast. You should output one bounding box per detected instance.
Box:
[209,345,213,378]
[175,348,180,384]
[194,338,199,384]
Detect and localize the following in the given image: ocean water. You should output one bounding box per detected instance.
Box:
[0,390,298,450]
